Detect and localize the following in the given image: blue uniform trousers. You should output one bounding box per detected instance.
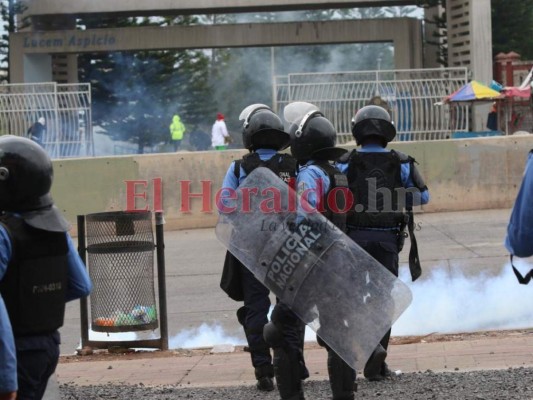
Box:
[15,331,60,400]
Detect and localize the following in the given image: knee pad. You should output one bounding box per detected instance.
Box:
[263,321,283,348]
[316,334,328,349]
[236,306,247,326]
[271,303,299,326]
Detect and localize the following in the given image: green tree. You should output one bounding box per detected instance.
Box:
[78,15,213,153]
[0,0,26,81]
[492,0,533,59]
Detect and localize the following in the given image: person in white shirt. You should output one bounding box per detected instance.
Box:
[211,113,230,150]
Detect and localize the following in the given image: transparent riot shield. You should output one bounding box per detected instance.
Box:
[216,167,412,370]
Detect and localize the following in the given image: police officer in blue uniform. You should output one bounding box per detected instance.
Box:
[0,136,92,400]
[505,149,533,284]
[337,105,430,381]
[219,104,300,392]
[264,104,355,400]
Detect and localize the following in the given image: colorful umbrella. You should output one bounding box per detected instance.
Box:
[445,80,504,103]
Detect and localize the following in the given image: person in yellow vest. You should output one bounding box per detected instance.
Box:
[169,114,186,151]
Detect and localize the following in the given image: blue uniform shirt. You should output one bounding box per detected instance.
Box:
[296,161,331,211]
[505,152,533,258]
[0,221,92,393]
[218,148,279,212]
[336,144,430,207]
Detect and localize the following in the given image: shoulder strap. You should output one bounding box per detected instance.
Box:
[313,161,348,231]
[388,150,423,281]
[233,160,241,180]
[405,210,421,281]
[511,255,533,284]
[338,149,356,164]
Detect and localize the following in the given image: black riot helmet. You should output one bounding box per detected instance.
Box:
[351,105,396,146]
[239,104,290,151]
[284,102,346,162]
[0,135,69,232]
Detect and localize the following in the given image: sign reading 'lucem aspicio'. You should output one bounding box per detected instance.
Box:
[23,33,117,49]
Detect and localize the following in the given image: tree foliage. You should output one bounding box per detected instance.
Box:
[78,15,213,153]
[0,0,26,81]
[491,0,533,59]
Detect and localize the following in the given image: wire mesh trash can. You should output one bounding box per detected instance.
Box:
[78,211,168,349]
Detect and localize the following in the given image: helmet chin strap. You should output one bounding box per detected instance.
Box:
[242,105,271,129]
[295,110,322,138]
[0,167,9,181]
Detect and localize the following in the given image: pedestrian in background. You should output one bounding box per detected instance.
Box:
[211,113,230,150]
[0,136,92,400]
[505,149,533,284]
[169,114,186,151]
[27,117,46,146]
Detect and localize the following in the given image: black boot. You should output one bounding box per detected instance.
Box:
[327,350,356,400]
[273,347,305,400]
[255,364,275,391]
[380,362,394,379]
[364,344,387,381]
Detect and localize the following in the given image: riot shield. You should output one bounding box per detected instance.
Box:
[216,167,412,370]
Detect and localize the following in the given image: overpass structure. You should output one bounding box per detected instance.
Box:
[9,0,492,130]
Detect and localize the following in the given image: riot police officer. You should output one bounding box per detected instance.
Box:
[218,104,301,391]
[337,105,430,381]
[0,136,92,400]
[264,102,355,400]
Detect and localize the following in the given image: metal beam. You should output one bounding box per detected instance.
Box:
[23,0,420,17]
[12,18,419,52]
[10,18,422,83]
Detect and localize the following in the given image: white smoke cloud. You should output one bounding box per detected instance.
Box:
[165,261,533,349]
[393,259,533,335]
[170,323,245,349]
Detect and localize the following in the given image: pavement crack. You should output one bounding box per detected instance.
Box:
[175,352,207,386]
[421,219,483,257]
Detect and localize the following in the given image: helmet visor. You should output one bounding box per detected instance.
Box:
[283,102,322,137]
[239,104,271,128]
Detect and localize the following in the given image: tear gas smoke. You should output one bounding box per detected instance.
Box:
[394,259,533,335]
[169,323,244,349]
[169,261,533,349]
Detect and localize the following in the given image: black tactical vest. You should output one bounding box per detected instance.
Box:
[312,161,349,231]
[235,152,297,185]
[0,214,69,336]
[346,150,406,228]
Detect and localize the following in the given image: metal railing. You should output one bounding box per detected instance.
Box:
[275,68,470,143]
[0,82,93,158]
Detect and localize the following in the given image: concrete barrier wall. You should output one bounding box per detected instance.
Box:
[52,135,533,232]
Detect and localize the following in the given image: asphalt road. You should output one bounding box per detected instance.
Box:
[59,208,518,355]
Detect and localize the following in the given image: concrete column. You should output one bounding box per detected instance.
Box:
[423,4,445,68]
[393,18,423,70]
[470,0,493,132]
[447,0,493,131]
[24,54,53,82]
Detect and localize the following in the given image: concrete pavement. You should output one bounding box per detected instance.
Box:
[54,332,533,387]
